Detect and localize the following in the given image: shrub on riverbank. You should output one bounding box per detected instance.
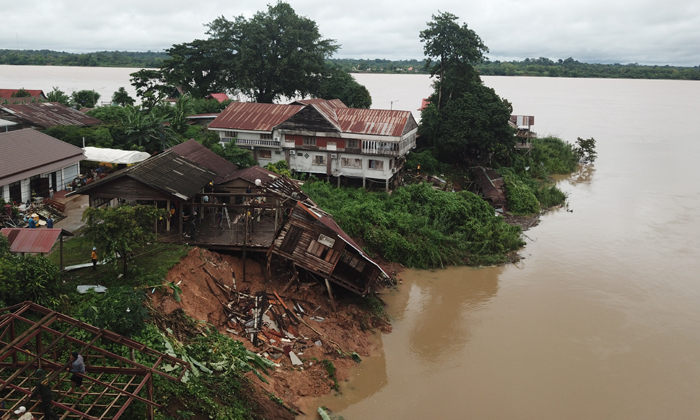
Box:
[302,181,524,268]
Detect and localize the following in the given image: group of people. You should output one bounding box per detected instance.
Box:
[9,352,86,420]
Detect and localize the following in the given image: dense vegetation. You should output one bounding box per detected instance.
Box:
[303,182,524,268]
[0,49,167,67]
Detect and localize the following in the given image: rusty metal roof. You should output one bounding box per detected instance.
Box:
[292,98,347,108]
[0,89,46,99]
[228,165,280,185]
[0,129,86,185]
[336,108,415,137]
[208,102,303,132]
[170,139,238,184]
[0,228,67,254]
[0,102,102,129]
[75,150,218,201]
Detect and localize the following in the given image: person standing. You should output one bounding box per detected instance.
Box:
[31,370,58,420]
[91,248,97,271]
[67,352,88,395]
[45,216,54,229]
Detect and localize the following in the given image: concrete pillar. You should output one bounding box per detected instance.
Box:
[362,177,366,189]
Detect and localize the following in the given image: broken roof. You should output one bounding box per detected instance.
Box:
[0,102,102,129]
[227,165,280,186]
[170,139,238,184]
[0,129,85,186]
[208,102,303,132]
[75,150,218,201]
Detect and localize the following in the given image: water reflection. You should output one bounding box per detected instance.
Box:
[403,266,502,367]
[569,164,596,185]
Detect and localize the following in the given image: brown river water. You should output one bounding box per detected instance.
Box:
[3,66,700,419]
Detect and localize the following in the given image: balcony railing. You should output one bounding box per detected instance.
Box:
[235,138,281,147]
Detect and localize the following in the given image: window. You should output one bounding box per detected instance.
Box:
[258,150,272,159]
[313,155,326,165]
[260,134,273,140]
[307,239,330,260]
[303,136,316,146]
[368,159,384,170]
[345,139,359,149]
[341,157,362,168]
[224,131,238,138]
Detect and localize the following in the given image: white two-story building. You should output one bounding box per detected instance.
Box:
[207,99,418,190]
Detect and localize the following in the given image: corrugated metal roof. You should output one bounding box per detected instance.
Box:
[208,102,303,132]
[336,108,414,137]
[228,165,280,185]
[0,128,86,182]
[170,139,238,184]
[75,150,217,201]
[293,98,347,108]
[1,228,62,254]
[0,102,102,129]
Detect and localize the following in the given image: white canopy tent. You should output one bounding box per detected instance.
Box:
[82,147,151,164]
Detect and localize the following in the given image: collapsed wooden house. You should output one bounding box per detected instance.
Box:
[72,144,386,296]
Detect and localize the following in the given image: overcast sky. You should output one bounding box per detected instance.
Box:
[2,0,699,66]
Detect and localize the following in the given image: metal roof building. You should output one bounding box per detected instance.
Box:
[0,102,102,130]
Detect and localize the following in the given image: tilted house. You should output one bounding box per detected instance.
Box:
[271,201,388,295]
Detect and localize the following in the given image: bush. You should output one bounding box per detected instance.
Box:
[501,171,540,215]
[302,181,524,268]
[405,149,449,175]
[79,286,149,337]
[0,253,62,308]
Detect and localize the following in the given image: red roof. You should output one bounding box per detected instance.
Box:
[0,89,46,99]
[209,102,303,132]
[206,93,230,103]
[1,228,63,254]
[418,98,431,111]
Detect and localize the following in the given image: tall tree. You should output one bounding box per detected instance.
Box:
[71,89,101,108]
[129,69,171,111]
[420,11,487,109]
[170,2,339,103]
[161,38,234,98]
[418,12,514,163]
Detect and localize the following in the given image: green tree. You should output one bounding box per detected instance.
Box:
[315,65,372,108]
[71,89,101,108]
[201,2,339,102]
[129,69,171,111]
[161,38,233,98]
[112,87,135,106]
[46,87,71,106]
[119,106,178,152]
[0,245,62,308]
[420,11,487,109]
[211,142,257,168]
[10,88,32,98]
[82,204,166,277]
[418,11,514,164]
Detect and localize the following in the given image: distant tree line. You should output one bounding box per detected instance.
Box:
[0,49,167,68]
[477,57,700,80]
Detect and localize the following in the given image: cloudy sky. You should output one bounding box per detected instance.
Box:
[2,0,699,66]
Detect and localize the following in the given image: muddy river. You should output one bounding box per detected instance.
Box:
[306,76,700,419]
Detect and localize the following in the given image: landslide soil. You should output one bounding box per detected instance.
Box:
[149,247,390,418]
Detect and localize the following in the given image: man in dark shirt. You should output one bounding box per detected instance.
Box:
[31,369,58,420]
